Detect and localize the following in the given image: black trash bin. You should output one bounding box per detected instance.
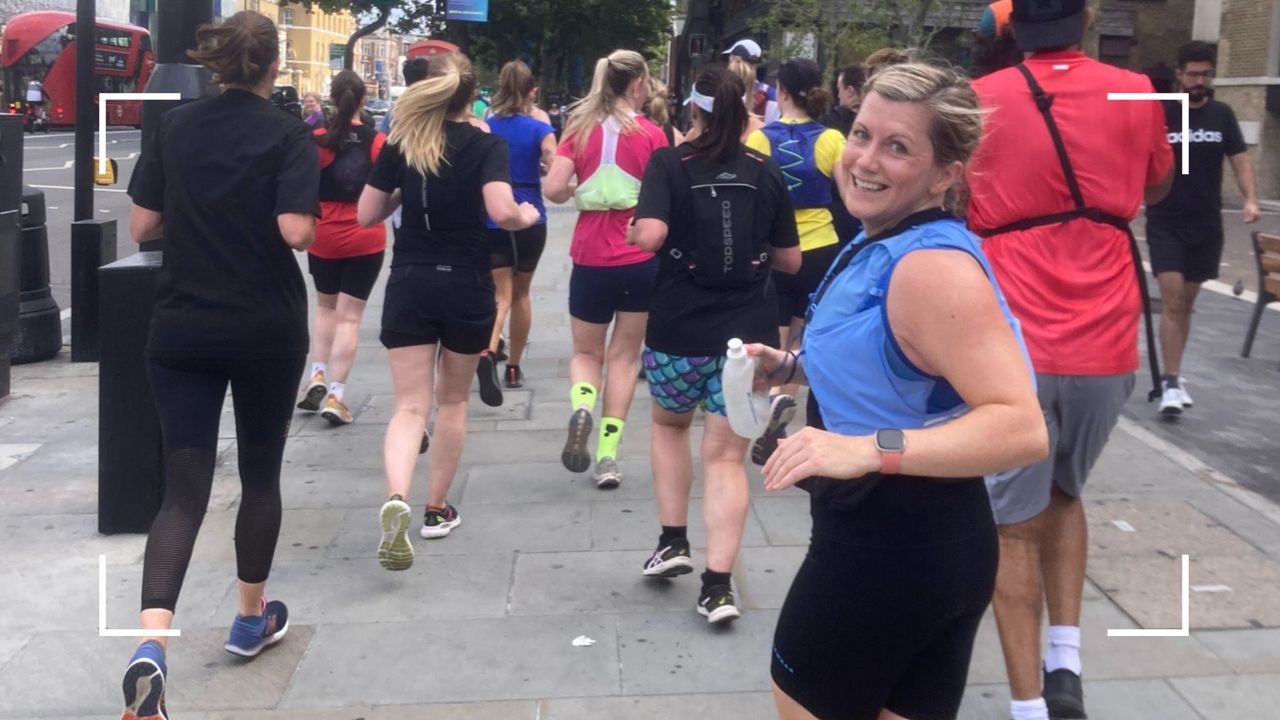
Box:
[98,251,165,534]
[12,187,62,364]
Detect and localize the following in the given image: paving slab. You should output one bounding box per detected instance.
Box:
[1087,500,1260,559]
[190,507,348,564]
[1171,673,1280,720]
[732,545,808,610]
[201,701,537,719]
[750,495,813,547]
[539,692,776,720]
[329,501,591,556]
[1090,552,1280,630]
[616,610,779,696]
[282,616,619,706]
[958,679,1202,720]
[589,497,768,551]
[1195,628,1280,673]
[463,462,659,504]
[510,550,699,615]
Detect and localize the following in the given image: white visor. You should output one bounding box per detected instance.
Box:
[683,88,714,114]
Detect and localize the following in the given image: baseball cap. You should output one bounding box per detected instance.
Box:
[723,39,763,63]
[1011,0,1087,52]
[978,0,1013,38]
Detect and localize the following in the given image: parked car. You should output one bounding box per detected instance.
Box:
[366,98,391,125]
[271,85,301,118]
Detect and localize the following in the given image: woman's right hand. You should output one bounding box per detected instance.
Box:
[517,202,540,228]
[745,343,790,390]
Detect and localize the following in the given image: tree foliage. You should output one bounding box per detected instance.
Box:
[304,0,445,70]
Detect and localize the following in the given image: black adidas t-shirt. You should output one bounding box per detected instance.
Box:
[129,88,320,360]
[367,121,510,270]
[634,145,799,357]
[1149,99,1247,217]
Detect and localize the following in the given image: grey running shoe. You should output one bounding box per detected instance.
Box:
[377,496,414,571]
[593,456,622,489]
[751,394,797,465]
[561,408,593,473]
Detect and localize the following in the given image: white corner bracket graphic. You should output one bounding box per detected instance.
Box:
[99,554,181,637]
[97,93,182,174]
[1106,92,1190,175]
[1107,554,1190,638]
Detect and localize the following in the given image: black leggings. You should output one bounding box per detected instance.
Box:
[140,354,304,612]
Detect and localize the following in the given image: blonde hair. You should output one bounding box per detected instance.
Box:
[490,60,535,118]
[387,53,476,177]
[863,63,985,211]
[643,79,669,127]
[563,49,648,155]
[727,54,758,113]
[865,47,914,78]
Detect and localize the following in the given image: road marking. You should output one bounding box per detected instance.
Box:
[1138,257,1278,312]
[60,308,71,320]
[1107,554,1190,637]
[27,184,127,193]
[100,555,180,637]
[1105,92,1192,174]
[97,92,180,171]
[23,161,74,171]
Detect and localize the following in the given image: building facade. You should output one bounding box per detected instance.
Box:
[277,1,354,96]
[358,30,403,100]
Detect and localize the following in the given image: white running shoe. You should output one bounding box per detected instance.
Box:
[1178,378,1193,408]
[1159,385,1183,416]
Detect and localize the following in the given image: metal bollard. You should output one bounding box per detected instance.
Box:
[12,187,62,363]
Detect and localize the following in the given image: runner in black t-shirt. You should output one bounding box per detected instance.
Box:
[358,52,539,571]
[1146,41,1259,416]
[120,12,319,719]
[628,67,800,624]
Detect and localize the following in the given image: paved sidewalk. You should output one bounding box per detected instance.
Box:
[1,208,1279,719]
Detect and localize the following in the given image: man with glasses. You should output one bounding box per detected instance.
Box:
[1146,41,1259,416]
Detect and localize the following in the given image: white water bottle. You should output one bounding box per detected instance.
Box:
[723,338,770,439]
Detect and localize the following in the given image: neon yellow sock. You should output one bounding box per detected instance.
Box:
[597,417,624,462]
[571,382,598,412]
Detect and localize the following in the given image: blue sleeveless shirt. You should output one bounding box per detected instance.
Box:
[485,113,555,229]
[759,120,832,209]
[803,209,1031,437]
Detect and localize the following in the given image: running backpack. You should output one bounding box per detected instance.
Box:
[319,124,377,203]
[671,148,769,289]
[759,121,832,209]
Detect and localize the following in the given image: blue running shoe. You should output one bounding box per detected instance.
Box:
[121,640,167,720]
[224,598,290,657]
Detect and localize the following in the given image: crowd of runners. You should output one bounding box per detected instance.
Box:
[116,0,1258,718]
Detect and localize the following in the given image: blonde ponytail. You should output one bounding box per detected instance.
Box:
[563,49,648,155]
[386,53,476,177]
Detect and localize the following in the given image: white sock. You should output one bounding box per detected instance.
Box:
[1045,625,1082,675]
[328,382,345,401]
[1010,697,1049,720]
[311,361,327,379]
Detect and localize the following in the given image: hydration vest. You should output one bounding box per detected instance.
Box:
[318,124,377,203]
[977,64,1163,403]
[574,117,643,212]
[760,120,831,210]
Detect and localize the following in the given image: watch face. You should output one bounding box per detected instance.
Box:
[876,428,906,453]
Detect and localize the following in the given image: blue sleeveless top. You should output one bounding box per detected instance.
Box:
[759,120,832,209]
[486,113,555,228]
[803,209,1031,437]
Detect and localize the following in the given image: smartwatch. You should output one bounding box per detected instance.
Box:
[875,428,906,475]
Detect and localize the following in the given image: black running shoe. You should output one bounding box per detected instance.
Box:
[495,335,508,362]
[419,430,430,455]
[476,352,503,407]
[420,503,462,539]
[642,538,694,578]
[697,584,741,624]
[1044,668,1088,719]
[561,408,593,473]
[751,394,797,466]
[505,364,524,389]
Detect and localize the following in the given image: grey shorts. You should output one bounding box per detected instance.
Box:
[985,373,1135,525]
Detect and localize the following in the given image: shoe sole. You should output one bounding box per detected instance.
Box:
[698,604,742,624]
[642,555,694,578]
[561,410,593,473]
[377,501,414,571]
[750,396,797,466]
[594,468,621,490]
[1160,403,1183,417]
[420,431,430,455]
[477,356,504,407]
[320,408,353,426]
[121,658,166,720]
[296,384,326,412]
[420,515,461,539]
[223,620,289,657]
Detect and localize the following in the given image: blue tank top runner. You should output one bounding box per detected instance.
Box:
[759,120,832,209]
[486,113,556,228]
[802,209,1032,437]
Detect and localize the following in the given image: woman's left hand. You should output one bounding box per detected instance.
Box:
[762,427,879,492]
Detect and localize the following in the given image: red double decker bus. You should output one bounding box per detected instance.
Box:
[1,11,156,127]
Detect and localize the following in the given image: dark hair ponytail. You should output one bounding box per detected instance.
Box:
[187,11,279,88]
[319,70,365,150]
[776,58,829,121]
[686,66,746,162]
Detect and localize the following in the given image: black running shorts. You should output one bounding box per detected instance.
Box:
[774,241,844,323]
[1146,211,1225,283]
[308,251,385,301]
[380,264,495,354]
[488,224,549,273]
[568,258,659,324]
[771,482,997,720]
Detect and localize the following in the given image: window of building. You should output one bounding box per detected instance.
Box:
[281,8,293,26]
[1099,36,1132,68]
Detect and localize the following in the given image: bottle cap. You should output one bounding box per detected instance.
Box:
[727,338,744,351]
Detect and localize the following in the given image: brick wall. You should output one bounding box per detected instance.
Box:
[1219,0,1275,77]
[1131,0,1194,71]
[1215,85,1280,201]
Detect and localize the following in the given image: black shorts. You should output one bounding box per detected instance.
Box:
[772,484,997,720]
[489,224,548,273]
[380,264,495,354]
[308,251,385,301]
[568,258,659,324]
[1146,211,1225,283]
[774,241,844,323]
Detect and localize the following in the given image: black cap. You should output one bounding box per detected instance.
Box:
[1012,0,1087,52]
[777,58,822,98]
